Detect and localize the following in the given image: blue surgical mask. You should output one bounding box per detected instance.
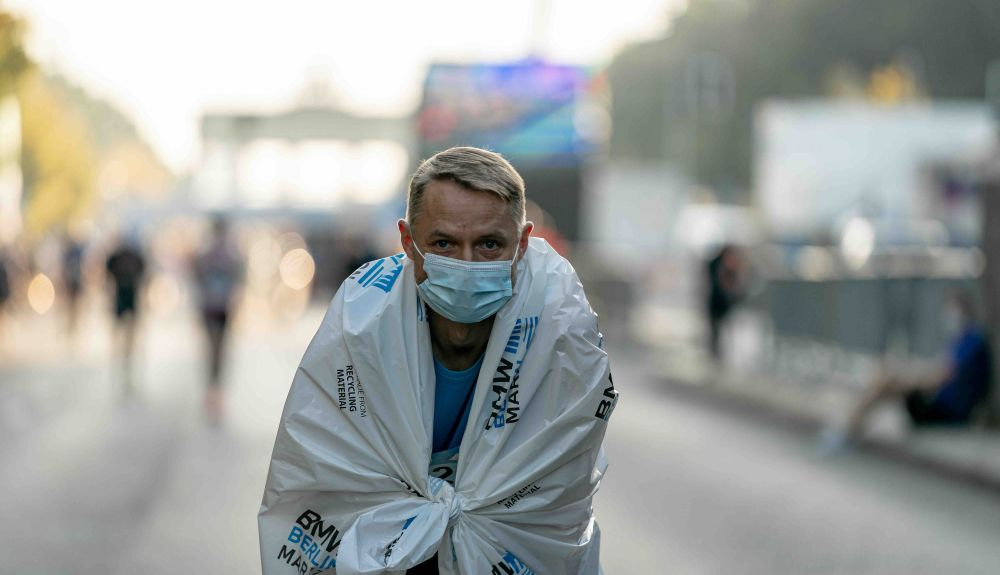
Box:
[410,239,519,324]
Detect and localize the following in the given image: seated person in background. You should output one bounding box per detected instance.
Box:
[827,291,993,448]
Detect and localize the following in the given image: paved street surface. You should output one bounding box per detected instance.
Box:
[2,301,1000,574]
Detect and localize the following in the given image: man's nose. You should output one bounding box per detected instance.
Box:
[458,244,475,262]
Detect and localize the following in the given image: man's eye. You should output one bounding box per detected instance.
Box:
[483,240,499,250]
[434,240,450,249]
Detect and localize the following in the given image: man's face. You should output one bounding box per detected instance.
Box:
[398,178,532,284]
[942,299,969,335]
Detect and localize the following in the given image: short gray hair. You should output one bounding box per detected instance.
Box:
[406,147,526,228]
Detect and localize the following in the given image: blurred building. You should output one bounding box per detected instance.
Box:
[194,107,413,213]
[187,106,416,294]
[756,100,996,246]
[624,97,1000,388]
[753,100,997,361]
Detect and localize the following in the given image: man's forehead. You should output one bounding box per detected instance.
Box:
[415,214,517,239]
[413,181,517,237]
[422,179,504,208]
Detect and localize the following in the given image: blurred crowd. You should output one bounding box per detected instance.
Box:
[0,216,391,421]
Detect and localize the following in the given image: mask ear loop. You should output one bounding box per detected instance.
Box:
[407,224,425,261]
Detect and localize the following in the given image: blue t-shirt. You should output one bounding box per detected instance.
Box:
[432,354,484,453]
[932,327,992,420]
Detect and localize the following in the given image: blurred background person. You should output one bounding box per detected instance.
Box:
[0,247,10,308]
[192,217,243,421]
[0,246,11,336]
[342,235,379,280]
[105,231,147,392]
[61,232,86,337]
[822,290,994,451]
[705,243,746,362]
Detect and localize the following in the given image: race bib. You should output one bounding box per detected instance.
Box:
[429,446,460,485]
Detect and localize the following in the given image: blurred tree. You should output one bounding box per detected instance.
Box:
[608,0,1000,200]
[18,70,97,235]
[0,8,30,97]
[1,5,170,238]
[47,75,171,201]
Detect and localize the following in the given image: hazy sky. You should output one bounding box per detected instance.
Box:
[8,0,684,173]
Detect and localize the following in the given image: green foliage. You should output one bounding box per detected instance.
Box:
[608,0,1000,198]
[46,75,145,157]
[0,8,30,96]
[18,70,97,234]
[0,5,170,236]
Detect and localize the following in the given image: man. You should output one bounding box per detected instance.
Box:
[400,150,535,575]
[0,247,11,316]
[260,147,615,574]
[61,233,86,336]
[401,149,531,464]
[106,232,147,391]
[824,290,993,449]
[705,243,746,361]
[192,217,243,421]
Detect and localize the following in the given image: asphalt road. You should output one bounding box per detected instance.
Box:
[597,341,1000,574]
[2,304,999,574]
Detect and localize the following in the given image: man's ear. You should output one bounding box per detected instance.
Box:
[398,219,414,259]
[519,222,534,255]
